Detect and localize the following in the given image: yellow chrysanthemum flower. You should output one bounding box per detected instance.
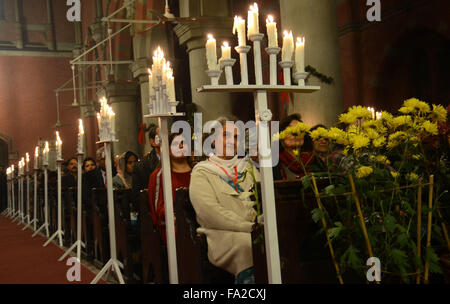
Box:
[293,122,311,134]
[375,155,390,165]
[421,121,438,135]
[389,131,407,141]
[356,166,373,179]
[365,128,379,140]
[347,125,360,135]
[292,149,299,157]
[310,127,329,140]
[362,120,378,129]
[348,105,372,120]
[392,115,412,129]
[429,104,447,123]
[399,106,414,114]
[390,171,399,179]
[278,122,311,140]
[339,112,356,124]
[407,172,420,181]
[350,134,370,150]
[372,136,386,148]
[403,98,430,113]
[327,127,347,144]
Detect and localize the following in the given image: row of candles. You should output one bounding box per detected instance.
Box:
[6,96,115,176]
[205,2,305,74]
[367,107,383,120]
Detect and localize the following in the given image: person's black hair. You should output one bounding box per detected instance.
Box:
[148,124,158,140]
[82,157,97,171]
[64,156,77,167]
[303,124,328,152]
[279,113,302,132]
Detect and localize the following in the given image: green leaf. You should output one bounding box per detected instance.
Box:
[340,245,362,270]
[425,247,443,274]
[391,249,409,271]
[311,208,324,223]
[396,233,409,248]
[327,222,344,240]
[324,185,335,195]
[383,215,396,233]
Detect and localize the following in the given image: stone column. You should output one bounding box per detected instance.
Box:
[106,79,140,156]
[279,0,344,127]
[175,0,235,122]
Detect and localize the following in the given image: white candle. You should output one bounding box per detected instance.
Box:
[43,141,49,166]
[221,41,231,60]
[282,30,294,62]
[205,34,218,70]
[34,146,39,170]
[233,16,246,46]
[247,3,259,38]
[56,131,62,160]
[78,119,84,154]
[148,69,155,97]
[166,69,176,102]
[26,153,29,173]
[266,15,278,48]
[295,36,305,72]
[376,111,382,120]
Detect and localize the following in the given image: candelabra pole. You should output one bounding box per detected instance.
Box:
[91,142,125,284]
[59,154,85,261]
[220,58,237,85]
[4,177,11,217]
[279,61,294,86]
[16,175,24,225]
[12,177,17,220]
[32,171,38,230]
[44,160,64,247]
[22,171,37,230]
[12,176,22,223]
[249,34,265,85]
[235,45,251,85]
[266,47,281,85]
[33,165,49,238]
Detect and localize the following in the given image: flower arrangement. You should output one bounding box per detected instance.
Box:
[272,98,449,283]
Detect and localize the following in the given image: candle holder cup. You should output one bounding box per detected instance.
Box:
[294,71,308,87]
[234,45,251,85]
[265,47,281,85]
[206,70,222,85]
[219,58,237,85]
[279,61,295,86]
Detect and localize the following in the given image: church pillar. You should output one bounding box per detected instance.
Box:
[106,75,140,156]
[279,0,344,127]
[175,0,236,122]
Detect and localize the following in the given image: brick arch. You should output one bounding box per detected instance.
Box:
[375,27,450,113]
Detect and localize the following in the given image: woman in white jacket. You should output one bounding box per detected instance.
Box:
[189,117,259,284]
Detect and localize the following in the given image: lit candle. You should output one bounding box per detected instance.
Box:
[233,16,246,46]
[26,153,29,173]
[78,119,84,154]
[19,158,24,175]
[247,3,259,38]
[34,146,39,170]
[376,111,382,120]
[282,30,294,62]
[148,69,155,97]
[43,141,49,166]
[56,131,62,160]
[266,15,278,48]
[205,34,218,70]
[295,36,305,72]
[166,69,176,102]
[221,41,231,60]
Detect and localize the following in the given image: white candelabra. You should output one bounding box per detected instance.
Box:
[60,122,86,262]
[144,46,184,284]
[198,3,320,284]
[33,141,50,238]
[91,97,125,284]
[45,132,64,247]
[15,158,25,225]
[3,167,12,217]
[23,149,38,231]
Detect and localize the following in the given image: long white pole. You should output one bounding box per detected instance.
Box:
[33,171,37,230]
[104,143,117,261]
[44,166,49,237]
[76,154,83,260]
[26,173,30,224]
[57,162,63,245]
[159,116,179,284]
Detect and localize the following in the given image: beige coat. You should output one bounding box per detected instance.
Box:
[189,161,259,276]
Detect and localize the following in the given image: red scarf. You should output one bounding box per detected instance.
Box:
[279,150,314,179]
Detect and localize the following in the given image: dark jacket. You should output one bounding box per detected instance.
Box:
[131,149,160,212]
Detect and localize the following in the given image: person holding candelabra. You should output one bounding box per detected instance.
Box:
[189,117,259,284]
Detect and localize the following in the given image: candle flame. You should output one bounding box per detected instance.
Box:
[148,68,152,76]
[26,153,29,162]
[56,131,62,145]
[233,16,244,34]
[266,15,274,24]
[207,34,214,41]
[12,164,14,171]
[296,36,305,46]
[223,41,229,48]
[44,141,49,153]
[249,2,258,13]
[283,30,293,38]
[35,146,39,157]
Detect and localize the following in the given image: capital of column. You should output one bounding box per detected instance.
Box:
[130,58,150,79]
[174,18,234,53]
